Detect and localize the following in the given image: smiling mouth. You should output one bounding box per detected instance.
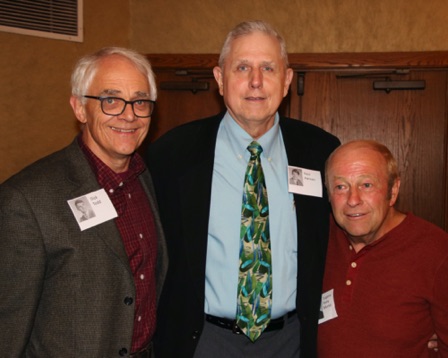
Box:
[346,213,365,218]
[111,127,136,133]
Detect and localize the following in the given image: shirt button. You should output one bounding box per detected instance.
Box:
[349,245,353,250]
[346,280,352,286]
[119,182,124,187]
[124,297,134,305]
[140,274,145,280]
[128,193,132,199]
[351,262,357,268]
[139,233,143,239]
[138,315,142,322]
[109,189,114,194]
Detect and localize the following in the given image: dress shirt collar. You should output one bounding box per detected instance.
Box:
[77,135,146,192]
[222,111,280,159]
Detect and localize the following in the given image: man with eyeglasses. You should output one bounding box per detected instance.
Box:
[0,47,167,358]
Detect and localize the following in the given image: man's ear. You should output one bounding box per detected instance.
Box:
[389,178,401,206]
[213,66,224,96]
[70,95,87,124]
[283,68,294,97]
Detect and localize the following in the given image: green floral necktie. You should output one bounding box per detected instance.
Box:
[236,141,272,342]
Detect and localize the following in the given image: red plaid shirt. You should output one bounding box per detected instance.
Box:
[79,137,157,352]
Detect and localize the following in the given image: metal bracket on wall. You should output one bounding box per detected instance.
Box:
[335,69,426,94]
[297,72,305,96]
[159,69,214,94]
[159,80,209,94]
[372,79,426,93]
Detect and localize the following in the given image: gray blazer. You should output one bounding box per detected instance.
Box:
[0,139,168,357]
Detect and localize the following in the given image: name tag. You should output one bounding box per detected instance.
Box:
[288,166,323,198]
[68,189,118,231]
[319,289,338,324]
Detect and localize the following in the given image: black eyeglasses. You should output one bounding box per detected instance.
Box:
[83,96,155,118]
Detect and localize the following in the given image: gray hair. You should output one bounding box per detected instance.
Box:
[218,20,289,68]
[71,47,157,102]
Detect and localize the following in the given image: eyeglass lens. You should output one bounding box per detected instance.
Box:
[101,98,153,117]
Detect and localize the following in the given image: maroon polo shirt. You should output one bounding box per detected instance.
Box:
[78,137,157,352]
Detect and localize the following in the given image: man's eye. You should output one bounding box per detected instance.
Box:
[105,98,116,104]
[237,65,248,71]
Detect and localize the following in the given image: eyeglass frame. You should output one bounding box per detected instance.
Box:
[83,95,155,118]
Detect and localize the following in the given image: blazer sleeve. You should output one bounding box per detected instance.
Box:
[0,181,47,355]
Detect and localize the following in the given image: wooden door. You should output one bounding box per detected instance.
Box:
[290,69,448,229]
[147,68,225,143]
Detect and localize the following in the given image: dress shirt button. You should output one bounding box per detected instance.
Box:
[139,233,143,239]
[119,182,124,187]
[140,274,145,280]
[346,280,352,286]
[124,296,134,305]
[138,315,142,322]
[192,330,200,340]
[351,262,357,268]
[109,189,114,194]
[119,348,128,356]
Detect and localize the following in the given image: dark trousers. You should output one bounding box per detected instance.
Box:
[193,314,300,358]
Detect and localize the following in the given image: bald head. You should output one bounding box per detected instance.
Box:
[326,140,399,196]
[325,140,403,249]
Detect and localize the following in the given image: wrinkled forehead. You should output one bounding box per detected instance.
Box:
[328,146,388,177]
[227,33,284,64]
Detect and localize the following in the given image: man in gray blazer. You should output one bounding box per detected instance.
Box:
[0,47,167,358]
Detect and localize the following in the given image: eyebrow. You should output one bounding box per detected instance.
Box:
[234,59,276,66]
[332,174,377,182]
[100,89,150,98]
[260,60,276,67]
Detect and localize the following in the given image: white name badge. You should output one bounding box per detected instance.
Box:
[319,289,338,324]
[288,166,323,198]
[68,189,118,231]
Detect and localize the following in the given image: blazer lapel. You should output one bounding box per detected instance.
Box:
[280,119,310,217]
[64,140,132,274]
[176,115,222,297]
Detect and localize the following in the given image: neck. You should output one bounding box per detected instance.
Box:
[107,157,131,173]
[231,114,276,140]
[348,209,406,253]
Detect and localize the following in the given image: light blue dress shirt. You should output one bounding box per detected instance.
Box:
[204,112,298,319]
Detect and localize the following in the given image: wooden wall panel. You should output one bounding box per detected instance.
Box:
[147,52,448,229]
[146,69,225,144]
[295,70,448,228]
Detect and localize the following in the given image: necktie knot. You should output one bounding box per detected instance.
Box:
[247,141,263,158]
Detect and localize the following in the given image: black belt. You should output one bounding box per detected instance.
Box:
[205,310,296,334]
[130,343,152,358]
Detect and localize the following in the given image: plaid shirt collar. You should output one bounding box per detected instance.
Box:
[77,135,146,191]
